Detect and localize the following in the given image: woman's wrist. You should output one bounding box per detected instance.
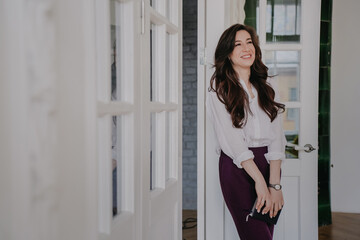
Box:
[269,177,281,185]
[269,159,282,184]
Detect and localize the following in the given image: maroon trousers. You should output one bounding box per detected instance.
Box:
[219,146,274,240]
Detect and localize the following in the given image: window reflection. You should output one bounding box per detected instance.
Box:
[111,29,117,100]
[112,157,117,216]
[265,51,300,102]
[283,108,300,159]
[266,0,301,43]
[112,115,122,216]
[110,0,121,101]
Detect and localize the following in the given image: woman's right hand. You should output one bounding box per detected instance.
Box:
[241,159,272,214]
[255,180,272,214]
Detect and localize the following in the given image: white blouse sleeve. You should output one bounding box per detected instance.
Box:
[264,78,287,161]
[206,91,254,168]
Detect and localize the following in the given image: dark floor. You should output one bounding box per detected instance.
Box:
[182,210,197,240]
[182,211,360,240]
[318,212,360,240]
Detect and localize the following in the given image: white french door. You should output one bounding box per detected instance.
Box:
[95,0,182,239]
[142,0,182,239]
[260,0,320,239]
[198,0,321,239]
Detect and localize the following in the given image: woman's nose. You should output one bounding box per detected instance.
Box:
[242,45,250,52]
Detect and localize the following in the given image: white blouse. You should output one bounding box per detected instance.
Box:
[206,78,286,168]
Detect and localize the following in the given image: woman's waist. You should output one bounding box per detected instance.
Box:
[248,146,268,157]
[245,138,272,148]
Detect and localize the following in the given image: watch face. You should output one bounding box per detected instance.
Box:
[270,184,282,190]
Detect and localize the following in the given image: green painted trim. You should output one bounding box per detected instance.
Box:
[318,0,332,226]
[244,0,257,30]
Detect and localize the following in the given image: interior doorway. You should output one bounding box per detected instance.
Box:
[182,0,198,239]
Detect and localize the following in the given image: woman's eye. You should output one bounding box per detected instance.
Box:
[235,43,241,46]
[247,41,253,44]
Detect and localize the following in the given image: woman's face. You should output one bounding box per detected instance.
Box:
[229,30,256,72]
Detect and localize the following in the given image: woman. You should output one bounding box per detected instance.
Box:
[206,24,286,239]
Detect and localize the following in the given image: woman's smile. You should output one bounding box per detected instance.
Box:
[241,54,252,59]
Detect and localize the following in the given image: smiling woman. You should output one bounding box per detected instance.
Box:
[207,23,286,240]
[199,1,320,240]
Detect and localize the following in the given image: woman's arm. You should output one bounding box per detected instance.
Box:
[269,160,281,185]
[269,160,284,218]
[206,92,254,168]
[266,78,286,218]
[241,159,272,214]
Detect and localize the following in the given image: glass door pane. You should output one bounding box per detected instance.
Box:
[265,50,301,102]
[110,0,121,101]
[266,0,301,43]
[283,108,300,159]
[111,115,122,216]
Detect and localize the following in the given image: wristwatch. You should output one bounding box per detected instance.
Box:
[268,183,282,191]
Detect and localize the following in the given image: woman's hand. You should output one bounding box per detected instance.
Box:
[241,159,272,214]
[255,180,272,214]
[268,188,284,218]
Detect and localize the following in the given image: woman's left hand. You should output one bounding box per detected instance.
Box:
[268,188,284,218]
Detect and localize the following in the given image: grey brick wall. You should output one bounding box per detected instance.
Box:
[182,0,197,210]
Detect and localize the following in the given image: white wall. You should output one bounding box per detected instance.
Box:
[0,0,98,239]
[331,0,360,213]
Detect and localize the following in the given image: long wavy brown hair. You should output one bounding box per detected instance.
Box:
[209,24,285,128]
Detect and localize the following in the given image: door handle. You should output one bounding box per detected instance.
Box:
[286,143,317,153]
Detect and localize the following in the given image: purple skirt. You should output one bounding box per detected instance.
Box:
[219,146,274,240]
